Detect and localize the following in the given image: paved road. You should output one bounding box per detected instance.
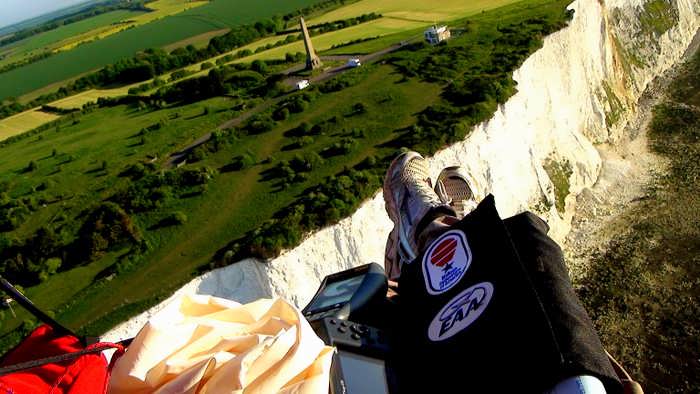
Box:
[164,41,414,168]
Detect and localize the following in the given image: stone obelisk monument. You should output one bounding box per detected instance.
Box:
[300,16,322,70]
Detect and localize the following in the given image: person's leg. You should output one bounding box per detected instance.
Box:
[382,151,455,280]
[383,152,482,279]
[382,152,623,392]
[504,212,621,392]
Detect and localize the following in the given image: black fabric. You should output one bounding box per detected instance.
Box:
[392,195,621,393]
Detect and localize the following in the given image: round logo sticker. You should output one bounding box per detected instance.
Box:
[428,281,494,342]
[422,230,472,295]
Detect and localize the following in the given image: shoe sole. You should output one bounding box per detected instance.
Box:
[437,165,477,201]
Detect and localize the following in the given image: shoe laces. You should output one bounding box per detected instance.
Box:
[402,159,441,206]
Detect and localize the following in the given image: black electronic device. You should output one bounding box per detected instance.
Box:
[313,317,392,394]
[302,263,388,325]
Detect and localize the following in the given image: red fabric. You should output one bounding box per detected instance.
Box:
[0,325,117,394]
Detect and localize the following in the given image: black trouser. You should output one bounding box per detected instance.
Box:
[391,195,621,393]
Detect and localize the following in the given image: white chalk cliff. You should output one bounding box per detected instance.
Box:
[104,0,700,341]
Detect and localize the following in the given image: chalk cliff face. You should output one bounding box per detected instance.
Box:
[104,0,700,341]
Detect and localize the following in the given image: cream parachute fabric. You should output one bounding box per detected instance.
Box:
[108,295,334,394]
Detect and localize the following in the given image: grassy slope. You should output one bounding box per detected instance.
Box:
[0,0,322,101]
[70,66,441,333]
[0,65,439,337]
[577,51,700,392]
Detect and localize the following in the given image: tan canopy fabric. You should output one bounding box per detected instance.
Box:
[108,295,334,394]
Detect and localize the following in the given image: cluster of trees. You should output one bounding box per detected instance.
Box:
[0,193,33,232]
[150,58,295,106]
[0,52,53,74]
[234,165,382,259]
[318,66,369,93]
[389,15,572,153]
[0,202,140,287]
[0,160,217,288]
[277,13,381,36]
[329,36,380,50]
[113,165,214,213]
[279,0,354,25]
[266,152,324,187]
[309,13,381,34]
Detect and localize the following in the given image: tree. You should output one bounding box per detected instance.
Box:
[273,107,290,121]
[251,60,268,74]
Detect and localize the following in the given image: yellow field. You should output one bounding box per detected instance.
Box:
[55,0,209,52]
[0,109,60,141]
[48,87,133,109]
[309,0,521,24]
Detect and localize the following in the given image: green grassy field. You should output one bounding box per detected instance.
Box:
[0,0,323,101]
[0,10,146,68]
[0,65,440,337]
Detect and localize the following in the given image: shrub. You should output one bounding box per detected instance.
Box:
[273,107,290,121]
[230,153,257,170]
[120,163,147,179]
[163,211,188,226]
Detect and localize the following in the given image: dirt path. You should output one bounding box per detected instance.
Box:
[563,31,700,283]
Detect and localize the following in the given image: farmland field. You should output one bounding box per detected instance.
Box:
[163,28,231,51]
[54,0,210,52]
[241,17,427,62]
[49,87,133,109]
[0,108,59,140]
[309,0,523,24]
[0,0,324,100]
[0,10,146,68]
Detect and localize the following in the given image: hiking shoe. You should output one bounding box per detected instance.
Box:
[435,166,479,218]
[383,151,446,279]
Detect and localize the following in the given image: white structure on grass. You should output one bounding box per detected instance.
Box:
[296,80,310,90]
[424,25,450,44]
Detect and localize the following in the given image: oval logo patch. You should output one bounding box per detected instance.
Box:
[428,282,494,342]
[422,230,472,295]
